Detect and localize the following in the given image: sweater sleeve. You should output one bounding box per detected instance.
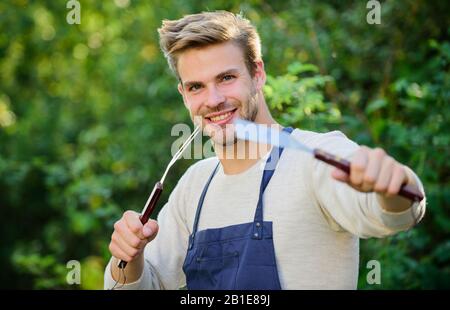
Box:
[304,131,426,239]
[104,165,195,290]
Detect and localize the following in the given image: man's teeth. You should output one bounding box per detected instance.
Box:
[210,111,232,122]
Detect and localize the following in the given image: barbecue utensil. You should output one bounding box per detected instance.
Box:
[233,119,424,202]
[117,126,201,269]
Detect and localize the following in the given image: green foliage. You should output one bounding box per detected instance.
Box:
[265,61,339,131]
[0,0,448,289]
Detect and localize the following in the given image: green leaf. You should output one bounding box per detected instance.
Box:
[365,99,387,114]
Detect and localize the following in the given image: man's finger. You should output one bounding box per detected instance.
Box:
[374,157,395,193]
[119,221,146,249]
[124,211,146,240]
[362,148,384,190]
[331,168,350,182]
[144,220,159,241]
[109,242,132,263]
[350,147,369,186]
[113,232,142,258]
[387,165,406,196]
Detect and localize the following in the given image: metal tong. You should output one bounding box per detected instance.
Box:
[118,126,201,269]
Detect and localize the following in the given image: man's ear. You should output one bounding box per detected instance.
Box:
[177,82,184,96]
[253,60,266,92]
[177,83,188,108]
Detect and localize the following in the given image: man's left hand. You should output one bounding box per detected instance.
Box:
[331,146,416,211]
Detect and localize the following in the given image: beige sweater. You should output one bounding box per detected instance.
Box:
[104,128,426,289]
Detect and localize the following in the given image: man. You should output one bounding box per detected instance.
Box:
[104,11,426,289]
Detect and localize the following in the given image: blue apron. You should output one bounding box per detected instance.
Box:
[182,127,294,290]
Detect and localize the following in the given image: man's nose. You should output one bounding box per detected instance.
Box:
[205,85,225,109]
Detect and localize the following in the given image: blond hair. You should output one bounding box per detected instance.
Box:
[158,11,262,80]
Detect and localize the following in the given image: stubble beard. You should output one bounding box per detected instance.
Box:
[212,88,258,148]
[188,86,259,161]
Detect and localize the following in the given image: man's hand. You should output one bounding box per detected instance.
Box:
[331,146,418,212]
[108,210,159,284]
[109,210,158,263]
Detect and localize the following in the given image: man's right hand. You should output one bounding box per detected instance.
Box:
[109,210,159,264]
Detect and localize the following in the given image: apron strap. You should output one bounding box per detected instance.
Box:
[189,126,295,246]
[189,161,220,249]
[252,127,294,240]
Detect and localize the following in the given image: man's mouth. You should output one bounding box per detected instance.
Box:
[204,108,238,126]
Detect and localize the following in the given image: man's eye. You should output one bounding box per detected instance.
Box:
[222,75,235,82]
[189,84,201,92]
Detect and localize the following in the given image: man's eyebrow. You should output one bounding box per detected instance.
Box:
[215,68,240,80]
[182,80,201,89]
[182,68,240,89]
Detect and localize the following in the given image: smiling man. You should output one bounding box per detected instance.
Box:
[104,11,426,290]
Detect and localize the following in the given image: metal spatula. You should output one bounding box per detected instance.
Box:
[233,119,424,202]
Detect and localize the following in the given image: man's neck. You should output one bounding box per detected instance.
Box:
[213,93,281,175]
[214,120,282,175]
[214,141,270,175]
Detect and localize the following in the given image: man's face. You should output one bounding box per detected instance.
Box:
[177,42,262,146]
